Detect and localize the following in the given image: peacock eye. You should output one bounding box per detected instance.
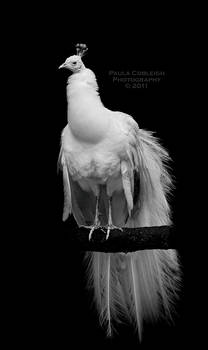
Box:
[72,61,76,65]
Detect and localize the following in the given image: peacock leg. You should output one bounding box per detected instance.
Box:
[80,193,102,240]
[87,195,101,240]
[106,197,123,240]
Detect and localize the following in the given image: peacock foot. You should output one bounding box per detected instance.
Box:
[105,225,123,240]
[82,223,101,240]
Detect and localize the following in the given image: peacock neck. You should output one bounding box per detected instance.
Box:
[66,71,110,144]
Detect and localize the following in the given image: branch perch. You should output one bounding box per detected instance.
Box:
[66,225,178,253]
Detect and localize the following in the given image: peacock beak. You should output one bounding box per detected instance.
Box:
[59,62,66,69]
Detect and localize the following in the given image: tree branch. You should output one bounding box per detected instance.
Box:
[66,225,178,253]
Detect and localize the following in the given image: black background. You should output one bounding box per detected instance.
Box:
[13,9,201,349]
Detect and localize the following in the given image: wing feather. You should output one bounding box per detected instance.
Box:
[61,153,72,221]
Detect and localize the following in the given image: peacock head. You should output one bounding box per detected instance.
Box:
[59,43,88,73]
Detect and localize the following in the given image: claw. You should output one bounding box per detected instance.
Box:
[89,226,95,240]
[106,227,111,240]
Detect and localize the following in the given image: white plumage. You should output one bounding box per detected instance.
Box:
[59,45,180,340]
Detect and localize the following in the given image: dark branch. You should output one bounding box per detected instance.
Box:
[66,225,178,253]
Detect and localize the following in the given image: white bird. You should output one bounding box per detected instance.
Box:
[58,44,180,340]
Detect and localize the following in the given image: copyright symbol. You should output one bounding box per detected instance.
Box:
[125,83,131,88]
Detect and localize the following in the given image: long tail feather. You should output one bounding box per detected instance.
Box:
[84,129,180,340]
[106,254,112,336]
[129,255,142,337]
[85,253,114,336]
